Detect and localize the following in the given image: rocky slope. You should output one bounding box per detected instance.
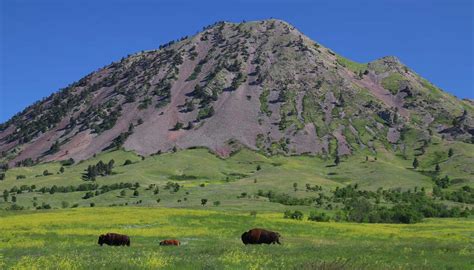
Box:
[1,19,473,165]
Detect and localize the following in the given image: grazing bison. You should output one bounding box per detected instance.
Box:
[241,228,281,245]
[159,239,180,246]
[98,233,130,246]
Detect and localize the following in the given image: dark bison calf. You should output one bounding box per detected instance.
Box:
[98,233,130,246]
[159,239,180,246]
[241,228,281,245]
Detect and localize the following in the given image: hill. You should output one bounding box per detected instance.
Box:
[0,19,473,166]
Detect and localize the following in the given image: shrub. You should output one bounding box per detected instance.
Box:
[284,210,304,220]
[61,201,70,208]
[123,160,133,166]
[308,211,330,222]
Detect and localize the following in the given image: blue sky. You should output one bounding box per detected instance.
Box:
[1,0,472,123]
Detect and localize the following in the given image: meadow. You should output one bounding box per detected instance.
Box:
[0,207,472,270]
[2,143,472,211]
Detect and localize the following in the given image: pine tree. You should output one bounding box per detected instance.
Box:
[334,156,340,166]
[3,190,9,202]
[448,148,454,157]
[413,158,419,169]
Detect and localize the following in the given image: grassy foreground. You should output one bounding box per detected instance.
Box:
[0,207,472,269]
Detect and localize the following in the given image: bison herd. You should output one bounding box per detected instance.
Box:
[98,228,281,247]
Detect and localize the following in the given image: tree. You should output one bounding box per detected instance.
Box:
[412,158,419,169]
[90,202,95,207]
[448,148,454,157]
[133,190,139,197]
[12,195,16,203]
[120,189,126,197]
[334,156,340,166]
[123,160,132,166]
[173,122,183,130]
[59,167,65,173]
[293,182,298,192]
[3,190,9,202]
[49,140,60,154]
[256,165,261,171]
[201,198,208,206]
[435,164,441,173]
[61,201,69,208]
[43,170,50,176]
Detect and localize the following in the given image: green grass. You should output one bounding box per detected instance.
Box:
[0,140,471,210]
[1,147,448,211]
[0,207,472,269]
[335,55,367,74]
[381,72,405,95]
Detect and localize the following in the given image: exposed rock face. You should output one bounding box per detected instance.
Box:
[0,19,473,165]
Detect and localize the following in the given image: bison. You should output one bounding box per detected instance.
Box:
[241,228,281,245]
[98,233,130,246]
[159,239,180,246]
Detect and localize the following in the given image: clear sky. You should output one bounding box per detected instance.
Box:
[1,0,473,123]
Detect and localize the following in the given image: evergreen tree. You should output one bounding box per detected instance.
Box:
[334,156,340,166]
[412,158,419,169]
[448,148,454,157]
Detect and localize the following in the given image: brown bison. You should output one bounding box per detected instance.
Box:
[98,233,130,246]
[159,239,180,246]
[241,228,281,245]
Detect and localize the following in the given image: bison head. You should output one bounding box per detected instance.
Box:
[98,235,104,246]
[241,232,249,245]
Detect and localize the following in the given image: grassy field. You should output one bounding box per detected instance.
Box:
[0,207,472,270]
[3,144,469,211]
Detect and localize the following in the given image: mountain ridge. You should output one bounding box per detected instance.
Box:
[1,19,473,166]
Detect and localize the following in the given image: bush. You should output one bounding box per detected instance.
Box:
[308,211,330,222]
[16,175,26,180]
[284,210,304,220]
[123,160,133,166]
[60,158,75,166]
[8,204,24,211]
[61,201,70,208]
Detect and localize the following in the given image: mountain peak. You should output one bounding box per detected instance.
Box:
[0,20,472,165]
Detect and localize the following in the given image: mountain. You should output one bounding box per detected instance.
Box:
[1,19,473,166]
